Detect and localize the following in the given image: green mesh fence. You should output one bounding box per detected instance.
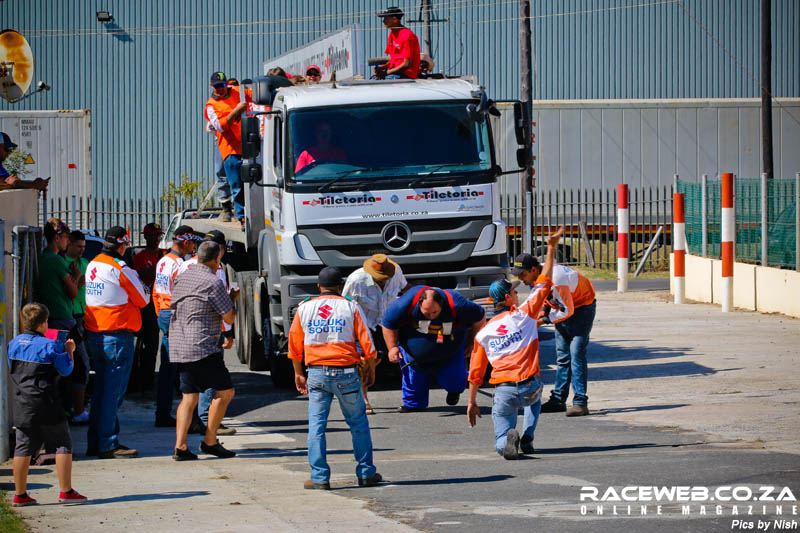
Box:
[677,178,797,269]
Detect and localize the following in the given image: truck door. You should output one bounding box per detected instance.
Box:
[264,114,284,231]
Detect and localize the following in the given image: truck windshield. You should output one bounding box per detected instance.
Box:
[288,102,492,184]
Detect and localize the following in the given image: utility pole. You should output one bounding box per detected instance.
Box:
[761,0,773,179]
[520,0,533,253]
[410,0,447,58]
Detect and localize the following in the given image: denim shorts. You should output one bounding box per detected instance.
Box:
[178,352,232,393]
[15,422,72,457]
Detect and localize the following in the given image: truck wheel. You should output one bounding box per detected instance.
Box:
[228,266,247,364]
[235,271,267,371]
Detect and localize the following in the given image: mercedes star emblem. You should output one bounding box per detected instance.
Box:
[382,222,411,252]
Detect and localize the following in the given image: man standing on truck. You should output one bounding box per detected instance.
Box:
[289,267,382,490]
[204,71,253,225]
[374,7,420,80]
[467,227,563,460]
[152,226,199,428]
[382,286,485,411]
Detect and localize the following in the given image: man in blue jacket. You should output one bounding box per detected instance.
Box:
[382,286,485,411]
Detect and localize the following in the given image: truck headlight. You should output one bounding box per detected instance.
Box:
[293,234,320,261]
[473,223,497,252]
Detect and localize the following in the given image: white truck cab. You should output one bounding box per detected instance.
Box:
[174,76,531,385]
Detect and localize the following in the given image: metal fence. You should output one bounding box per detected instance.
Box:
[501,185,673,272]
[677,175,799,270]
[46,195,208,247]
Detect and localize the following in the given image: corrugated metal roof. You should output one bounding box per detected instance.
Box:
[1,0,797,204]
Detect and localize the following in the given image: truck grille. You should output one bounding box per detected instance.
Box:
[298,216,492,268]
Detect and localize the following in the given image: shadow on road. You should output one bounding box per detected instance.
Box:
[592,403,688,414]
[379,474,514,487]
[87,491,209,505]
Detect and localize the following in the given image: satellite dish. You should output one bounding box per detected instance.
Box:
[0,29,34,103]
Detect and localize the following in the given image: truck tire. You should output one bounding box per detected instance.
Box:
[227,265,247,364]
[235,271,267,371]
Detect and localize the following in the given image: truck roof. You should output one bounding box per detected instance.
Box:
[275,78,481,109]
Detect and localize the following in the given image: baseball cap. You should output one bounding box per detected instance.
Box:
[306,65,321,75]
[210,71,227,84]
[377,6,404,17]
[510,253,540,276]
[204,229,227,246]
[173,225,196,241]
[1,132,17,150]
[489,279,521,305]
[104,226,130,246]
[142,222,163,235]
[318,266,344,288]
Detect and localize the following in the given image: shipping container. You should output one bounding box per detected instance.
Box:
[0,110,92,207]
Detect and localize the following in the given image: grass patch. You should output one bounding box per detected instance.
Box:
[0,490,27,533]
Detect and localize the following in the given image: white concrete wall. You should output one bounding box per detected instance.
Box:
[671,253,800,318]
[0,189,40,340]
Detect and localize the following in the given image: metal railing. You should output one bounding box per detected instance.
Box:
[501,185,673,272]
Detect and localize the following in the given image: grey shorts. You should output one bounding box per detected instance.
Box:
[15,422,73,457]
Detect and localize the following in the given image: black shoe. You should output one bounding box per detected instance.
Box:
[200,440,236,458]
[173,447,198,461]
[398,405,426,413]
[358,473,383,487]
[304,479,330,490]
[189,421,207,435]
[520,435,535,455]
[503,429,520,460]
[445,392,460,406]
[155,415,177,428]
[540,397,567,413]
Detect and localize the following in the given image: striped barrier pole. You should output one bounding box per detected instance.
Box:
[721,172,734,312]
[617,183,629,292]
[673,192,686,304]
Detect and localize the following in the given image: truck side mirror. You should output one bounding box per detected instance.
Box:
[513,101,530,146]
[251,75,294,106]
[516,147,531,169]
[241,116,261,160]
[241,158,262,184]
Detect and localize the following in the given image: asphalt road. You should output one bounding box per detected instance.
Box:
[225,352,800,533]
[590,278,669,292]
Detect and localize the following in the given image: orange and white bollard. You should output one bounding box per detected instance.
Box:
[617,183,629,292]
[673,192,686,304]
[721,172,734,312]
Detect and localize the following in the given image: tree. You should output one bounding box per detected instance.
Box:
[3,148,32,178]
[161,174,206,208]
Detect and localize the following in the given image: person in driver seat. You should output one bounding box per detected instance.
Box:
[294,121,347,174]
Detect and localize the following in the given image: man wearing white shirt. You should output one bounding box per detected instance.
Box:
[343,254,410,413]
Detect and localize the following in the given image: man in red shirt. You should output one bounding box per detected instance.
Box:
[130,223,165,395]
[375,7,420,80]
[205,71,253,225]
[294,122,347,174]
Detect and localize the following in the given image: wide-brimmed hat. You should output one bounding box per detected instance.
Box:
[363,253,397,281]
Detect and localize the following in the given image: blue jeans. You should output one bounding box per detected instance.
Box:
[306,367,376,484]
[86,331,135,453]
[156,310,178,419]
[492,378,543,455]
[214,145,231,203]
[551,301,596,406]
[197,388,214,425]
[223,154,244,221]
[399,345,467,409]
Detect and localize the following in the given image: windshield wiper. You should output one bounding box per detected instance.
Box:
[317,166,404,193]
[408,163,477,188]
[322,180,372,192]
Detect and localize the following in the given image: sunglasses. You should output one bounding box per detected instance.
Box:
[212,82,226,89]
[307,71,321,77]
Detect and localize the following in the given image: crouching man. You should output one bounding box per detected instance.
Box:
[467,227,564,459]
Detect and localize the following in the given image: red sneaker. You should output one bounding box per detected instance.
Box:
[12,493,38,507]
[58,489,88,504]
